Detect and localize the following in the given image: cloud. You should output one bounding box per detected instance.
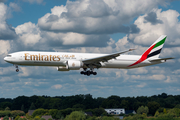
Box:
[144,11,163,25]
[9,2,21,12]
[128,9,180,46]
[51,84,62,89]
[137,83,147,88]
[15,22,41,47]
[38,0,173,34]
[13,22,110,51]
[0,3,17,40]
[21,0,45,4]
[126,9,180,62]
[0,40,10,55]
[0,0,6,3]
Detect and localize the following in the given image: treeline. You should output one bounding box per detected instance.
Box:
[0,93,180,115]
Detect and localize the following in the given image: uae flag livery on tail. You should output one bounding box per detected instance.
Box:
[129,35,167,67]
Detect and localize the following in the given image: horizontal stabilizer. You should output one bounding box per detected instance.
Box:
[149,57,174,62]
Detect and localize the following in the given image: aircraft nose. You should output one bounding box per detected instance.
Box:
[4,57,7,61]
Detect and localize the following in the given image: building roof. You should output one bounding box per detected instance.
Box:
[41,115,53,120]
[125,110,136,114]
[85,112,93,116]
[28,110,35,116]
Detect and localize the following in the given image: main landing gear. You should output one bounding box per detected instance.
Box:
[80,68,97,76]
[15,65,19,72]
[80,71,97,76]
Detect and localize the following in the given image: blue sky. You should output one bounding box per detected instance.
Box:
[0,0,180,98]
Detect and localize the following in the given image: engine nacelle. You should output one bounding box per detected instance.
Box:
[57,60,83,71]
[68,60,83,70]
[57,66,69,71]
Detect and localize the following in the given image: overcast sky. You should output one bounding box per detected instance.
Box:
[0,0,180,98]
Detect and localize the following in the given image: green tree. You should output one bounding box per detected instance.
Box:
[157,107,164,113]
[124,114,146,120]
[64,111,86,120]
[0,110,11,117]
[32,108,48,117]
[86,116,96,120]
[154,111,159,117]
[21,105,24,112]
[101,116,118,120]
[73,104,85,109]
[147,101,160,115]
[83,94,95,109]
[164,97,176,108]
[5,107,10,111]
[48,109,58,119]
[29,103,36,110]
[163,108,167,114]
[26,113,32,119]
[157,113,175,120]
[0,102,12,109]
[59,108,74,118]
[18,118,23,120]
[120,100,129,110]
[12,96,29,111]
[137,106,149,115]
[168,108,180,117]
[15,116,20,120]
[3,116,9,120]
[40,118,46,120]
[34,116,41,120]
[11,110,25,118]
[55,111,63,119]
[93,108,106,116]
[174,104,180,109]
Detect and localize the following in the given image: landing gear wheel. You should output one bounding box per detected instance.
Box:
[90,71,93,74]
[87,71,90,76]
[93,72,97,75]
[80,71,84,74]
[16,69,19,72]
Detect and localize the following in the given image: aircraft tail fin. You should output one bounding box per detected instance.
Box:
[145,35,167,59]
[129,35,167,67]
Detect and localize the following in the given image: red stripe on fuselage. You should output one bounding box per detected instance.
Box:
[128,44,156,67]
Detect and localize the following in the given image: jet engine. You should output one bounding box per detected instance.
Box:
[67,60,83,70]
[57,66,69,71]
[57,60,83,71]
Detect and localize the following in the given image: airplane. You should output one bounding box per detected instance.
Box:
[4,35,174,76]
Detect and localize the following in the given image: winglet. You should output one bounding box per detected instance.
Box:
[129,48,136,51]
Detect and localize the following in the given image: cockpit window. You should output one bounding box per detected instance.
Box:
[7,55,12,57]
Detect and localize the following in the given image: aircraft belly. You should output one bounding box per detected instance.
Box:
[16,60,65,66]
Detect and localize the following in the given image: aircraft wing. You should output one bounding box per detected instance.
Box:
[149,57,174,62]
[82,49,135,64]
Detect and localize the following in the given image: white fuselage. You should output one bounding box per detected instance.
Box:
[4,51,162,69]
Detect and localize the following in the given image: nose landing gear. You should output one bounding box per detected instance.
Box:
[15,65,19,72]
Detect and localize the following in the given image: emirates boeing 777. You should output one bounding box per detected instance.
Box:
[4,35,173,76]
